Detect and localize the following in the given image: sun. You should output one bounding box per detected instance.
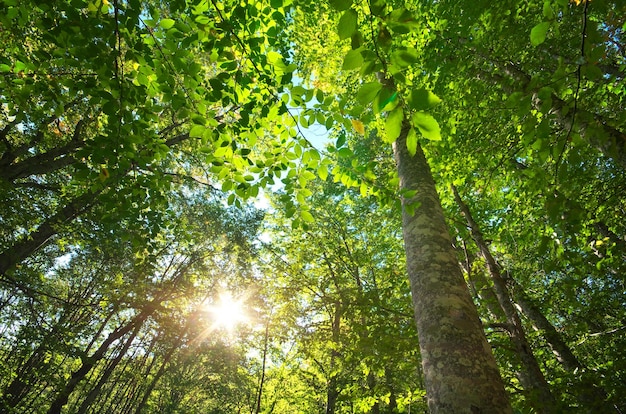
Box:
[205,292,247,331]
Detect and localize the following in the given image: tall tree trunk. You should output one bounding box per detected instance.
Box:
[325,301,342,414]
[392,115,512,413]
[452,185,558,413]
[133,344,179,414]
[0,190,98,276]
[506,276,615,412]
[76,324,140,414]
[46,310,150,414]
[255,319,270,414]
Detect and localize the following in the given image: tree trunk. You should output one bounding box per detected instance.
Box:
[506,277,615,412]
[392,116,512,413]
[133,344,179,414]
[452,185,558,413]
[0,190,98,276]
[76,324,140,414]
[255,319,270,414]
[46,310,150,414]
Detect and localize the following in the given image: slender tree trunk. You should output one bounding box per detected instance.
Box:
[506,276,616,412]
[325,301,342,414]
[392,114,512,413]
[0,190,98,276]
[255,319,270,414]
[452,185,558,413]
[133,345,178,414]
[46,310,150,414]
[76,324,140,414]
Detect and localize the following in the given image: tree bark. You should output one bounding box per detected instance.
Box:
[0,190,99,276]
[483,61,626,170]
[392,116,512,413]
[506,276,615,412]
[452,185,558,413]
[46,309,150,414]
[76,324,140,414]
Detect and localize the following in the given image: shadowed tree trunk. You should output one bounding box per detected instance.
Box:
[391,100,512,412]
[75,324,141,414]
[505,276,616,412]
[0,190,99,277]
[255,319,271,414]
[46,307,155,414]
[133,342,179,414]
[452,185,559,413]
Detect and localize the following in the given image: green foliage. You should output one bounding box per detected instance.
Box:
[338,9,358,40]
[1,0,625,412]
[530,21,551,46]
[384,106,404,143]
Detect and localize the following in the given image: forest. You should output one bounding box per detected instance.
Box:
[0,0,625,412]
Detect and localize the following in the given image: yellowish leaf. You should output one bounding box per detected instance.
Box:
[351,119,365,135]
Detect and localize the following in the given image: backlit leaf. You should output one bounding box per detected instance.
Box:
[351,119,365,135]
[356,82,382,105]
[409,89,441,111]
[412,112,441,141]
[406,128,418,156]
[338,9,358,40]
[317,164,329,181]
[384,106,404,143]
[189,125,205,137]
[530,22,550,46]
[301,210,315,223]
[160,19,175,29]
[342,49,364,70]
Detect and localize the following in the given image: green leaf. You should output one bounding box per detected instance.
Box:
[189,125,205,137]
[338,147,353,158]
[391,47,419,68]
[317,164,329,181]
[160,19,175,29]
[543,1,554,20]
[405,201,419,216]
[267,51,283,65]
[342,49,364,70]
[384,107,404,144]
[301,210,315,223]
[409,89,441,110]
[336,133,346,148]
[375,88,398,113]
[412,112,441,141]
[530,22,550,47]
[356,82,382,105]
[351,32,363,50]
[406,128,418,156]
[330,0,353,11]
[338,9,358,40]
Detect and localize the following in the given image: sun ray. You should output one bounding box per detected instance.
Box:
[204,292,248,332]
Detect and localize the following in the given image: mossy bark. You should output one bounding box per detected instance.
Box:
[393,122,512,414]
[453,185,558,413]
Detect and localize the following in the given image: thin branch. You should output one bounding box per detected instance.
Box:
[554,1,589,185]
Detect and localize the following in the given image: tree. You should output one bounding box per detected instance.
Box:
[260,179,425,413]
[2,0,626,412]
